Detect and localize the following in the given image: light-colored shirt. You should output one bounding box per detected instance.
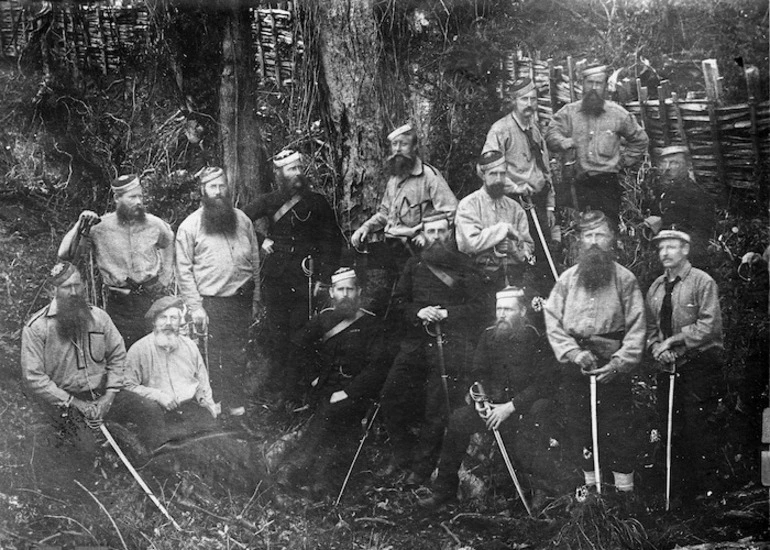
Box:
[546,100,649,176]
[124,332,214,407]
[175,207,261,312]
[85,212,174,288]
[544,263,646,371]
[483,112,555,209]
[21,300,126,407]
[645,260,723,355]
[362,157,457,234]
[455,187,534,270]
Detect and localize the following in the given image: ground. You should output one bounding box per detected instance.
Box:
[1,202,769,549]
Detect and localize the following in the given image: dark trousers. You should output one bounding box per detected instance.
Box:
[574,173,623,224]
[380,335,471,472]
[655,349,722,502]
[262,277,310,399]
[202,294,252,408]
[559,370,638,475]
[106,292,155,351]
[355,239,413,318]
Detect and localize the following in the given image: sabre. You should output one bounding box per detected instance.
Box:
[469,382,533,518]
[665,368,675,511]
[425,321,451,414]
[522,197,558,281]
[335,403,380,506]
[301,255,315,320]
[589,375,602,494]
[99,424,182,531]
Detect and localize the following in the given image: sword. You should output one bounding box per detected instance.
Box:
[665,368,675,511]
[335,403,380,506]
[99,424,182,531]
[302,255,315,320]
[469,382,533,517]
[590,375,602,494]
[522,197,558,281]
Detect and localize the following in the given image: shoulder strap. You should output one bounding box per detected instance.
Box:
[321,310,366,343]
[425,261,457,289]
[271,194,303,224]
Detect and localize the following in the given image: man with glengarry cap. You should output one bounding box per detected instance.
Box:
[243,149,342,405]
[546,64,649,224]
[379,210,489,485]
[176,166,261,416]
[645,229,723,509]
[419,286,559,509]
[544,210,646,495]
[58,174,174,350]
[21,262,164,453]
[276,267,390,498]
[350,124,458,315]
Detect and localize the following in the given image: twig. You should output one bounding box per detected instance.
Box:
[0,525,39,545]
[352,517,396,527]
[140,531,160,550]
[16,488,67,505]
[174,497,260,532]
[43,515,98,544]
[74,479,128,550]
[240,481,263,517]
[440,521,462,546]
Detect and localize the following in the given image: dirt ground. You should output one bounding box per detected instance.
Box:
[1,204,769,549]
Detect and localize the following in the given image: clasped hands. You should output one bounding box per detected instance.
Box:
[573,350,622,383]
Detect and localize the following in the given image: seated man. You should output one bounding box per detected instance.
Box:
[419,286,558,508]
[21,262,163,454]
[124,296,220,446]
[277,267,389,498]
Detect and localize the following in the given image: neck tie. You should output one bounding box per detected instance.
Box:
[659,276,681,339]
[524,127,548,175]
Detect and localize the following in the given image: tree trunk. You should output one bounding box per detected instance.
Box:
[310,0,392,234]
[219,6,270,206]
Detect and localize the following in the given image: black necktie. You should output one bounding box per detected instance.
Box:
[524,127,548,175]
[660,276,681,339]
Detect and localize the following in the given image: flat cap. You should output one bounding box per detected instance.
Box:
[195,166,226,185]
[508,77,535,98]
[387,123,413,141]
[273,149,303,168]
[144,296,185,321]
[578,210,610,232]
[496,286,525,302]
[652,229,691,243]
[477,150,506,172]
[111,174,141,195]
[49,261,79,287]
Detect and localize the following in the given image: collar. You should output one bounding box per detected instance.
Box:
[47,299,61,317]
[481,187,507,204]
[664,260,692,282]
[510,110,531,132]
[409,157,425,177]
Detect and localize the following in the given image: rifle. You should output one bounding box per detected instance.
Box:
[469,382,533,517]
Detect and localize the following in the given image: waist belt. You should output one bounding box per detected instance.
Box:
[108,276,160,297]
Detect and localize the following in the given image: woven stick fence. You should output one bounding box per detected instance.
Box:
[502,50,768,193]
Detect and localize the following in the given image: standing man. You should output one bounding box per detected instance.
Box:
[124,296,220,445]
[277,267,390,497]
[350,124,458,313]
[21,262,163,452]
[546,65,649,223]
[544,211,646,494]
[176,167,261,415]
[58,174,174,350]
[379,211,489,484]
[419,286,559,508]
[645,229,723,507]
[243,150,341,403]
[647,145,717,266]
[455,150,534,290]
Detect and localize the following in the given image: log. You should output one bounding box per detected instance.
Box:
[658,80,673,146]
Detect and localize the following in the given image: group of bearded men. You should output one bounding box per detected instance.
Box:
[21,63,723,513]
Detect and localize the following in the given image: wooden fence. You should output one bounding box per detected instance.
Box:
[509,50,768,192]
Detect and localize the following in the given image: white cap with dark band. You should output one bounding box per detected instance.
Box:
[387,123,413,141]
[111,174,141,195]
[273,149,303,168]
[331,267,357,286]
[195,166,226,185]
[496,286,524,303]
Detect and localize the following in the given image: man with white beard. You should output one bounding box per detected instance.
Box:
[176,167,261,416]
[58,174,174,349]
[124,296,220,445]
[544,210,646,496]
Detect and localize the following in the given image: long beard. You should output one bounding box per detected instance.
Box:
[580,89,606,117]
[201,195,237,236]
[492,316,524,341]
[276,172,309,195]
[421,238,457,266]
[154,329,180,350]
[385,154,416,178]
[333,297,359,319]
[577,244,615,290]
[116,202,146,223]
[485,182,506,199]
[57,295,92,340]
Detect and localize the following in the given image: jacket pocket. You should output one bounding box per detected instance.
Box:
[595,130,618,158]
[88,332,106,363]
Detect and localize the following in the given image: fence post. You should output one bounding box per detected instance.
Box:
[567,56,576,102]
[548,58,560,118]
[669,92,690,149]
[744,66,762,176]
[702,58,727,188]
[657,80,673,146]
[635,78,649,132]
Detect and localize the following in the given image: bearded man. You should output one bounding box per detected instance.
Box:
[544,210,646,494]
[243,150,341,404]
[124,296,220,446]
[276,267,389,498]
[58,174,174,349]
[176,167,261,415]
[419,286,559,509]
[21,262,163,452]
[546,65,649,223]
[456,150,534,290]
[350,124,458,314]
[379,211,489,485]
